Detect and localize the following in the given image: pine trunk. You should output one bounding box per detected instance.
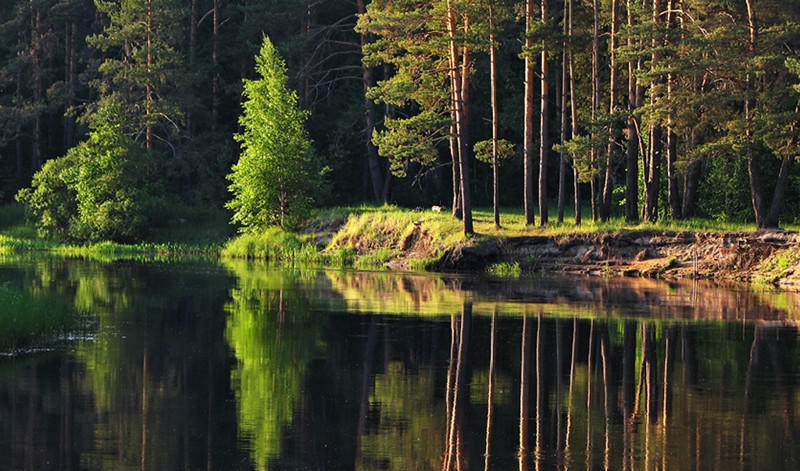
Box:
[569,0,581,225]
[591,0,600,221]
[524,0,536,225]
[539,0,549,227]
[601,0,620,221]
[744,0,766,227]
[489,5,501,227]
[358,0,384,202]
[558,28,568,224]
[624,0,640,222]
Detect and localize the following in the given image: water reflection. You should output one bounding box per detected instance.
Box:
[0,259,799,470]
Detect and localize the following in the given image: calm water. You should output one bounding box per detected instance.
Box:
[1,256,800,470]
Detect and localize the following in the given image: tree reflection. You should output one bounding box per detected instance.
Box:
[223,263,325,470]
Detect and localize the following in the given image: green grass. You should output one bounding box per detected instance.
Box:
[486,261,522,278]
[0,201,795,268]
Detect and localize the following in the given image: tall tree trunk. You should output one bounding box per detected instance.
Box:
[524,0,536,225]
[212,0,220,134]
[489,4,501,227]
[186,0,198,137]
[445,0,472,234]
[763,153,793,228]
[590,0,600,221]
[63,20,78,152]
[538,0,549,227]
[30,0,43,172]
[568,0,581,225]
[601,0,620,221]
[644,0,664,221]
[666,0,680,219]
[744,0,765,227]
[625,0,640,222]
[558,30,567,224]
[459,16,474,235]
[145,0,154,151]
[358,0,384,202]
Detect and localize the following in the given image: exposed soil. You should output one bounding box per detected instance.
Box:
[312,213,800,289]
[436,229,800,288]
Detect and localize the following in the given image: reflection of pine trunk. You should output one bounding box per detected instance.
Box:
[356,316,379,467]
[535,311,545,471]
[564,318,577,467]
[519,313,532,471]
[622,321,635,471]
[600,326,612,471]
[585,320,595,469]
[25,366,37,470]
[681,326,698,387]
[555,320,564,466]
[207,346,215,471]
[766,330,797,467]
[661,327,677,470]
[443,302,471,471]
[141,343,148,471]
[640,323,657,424]
[740,324,761,468]
[484,308,498,471]
[60,357,74,470]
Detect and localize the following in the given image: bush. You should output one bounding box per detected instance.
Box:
[17,98,158,242]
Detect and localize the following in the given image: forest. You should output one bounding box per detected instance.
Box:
[1,0,800,241]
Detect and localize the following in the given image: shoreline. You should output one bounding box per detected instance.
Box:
[430,229,800,287]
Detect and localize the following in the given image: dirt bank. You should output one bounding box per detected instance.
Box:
[436,229,800,288]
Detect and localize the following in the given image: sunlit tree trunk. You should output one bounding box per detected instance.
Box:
[538,0,549,227]
[601,0,620,221]
[524,0,536,225]
[625,0,640,222]
[489,4,501,227]
[558,6,568,224]
[590,0,600,221]
[644,0,664,221]
[568,0,581,225]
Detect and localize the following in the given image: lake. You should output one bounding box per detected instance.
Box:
[1,256,799,470]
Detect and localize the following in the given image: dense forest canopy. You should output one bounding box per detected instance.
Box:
[1,0,799,240]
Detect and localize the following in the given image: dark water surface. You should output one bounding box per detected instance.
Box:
[1,257,800,470]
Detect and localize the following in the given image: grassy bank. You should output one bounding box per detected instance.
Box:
[0,203,229,260]
[1,202,798,271]
[220,205,799,272]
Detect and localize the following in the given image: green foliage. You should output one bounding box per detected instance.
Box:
[473,139,516,165]
[16,153,78,238]
[17,98,158,242]
[227,37,326,232]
